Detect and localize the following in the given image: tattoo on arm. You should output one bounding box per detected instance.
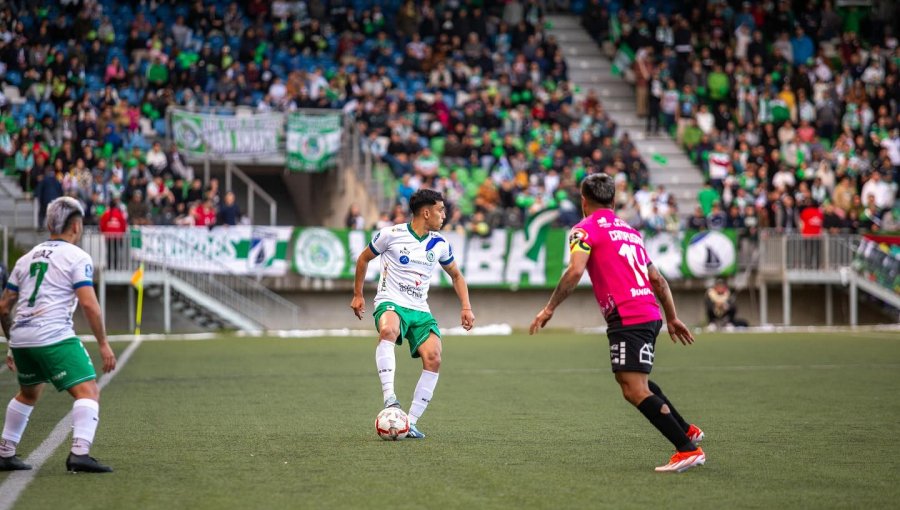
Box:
[547,267,580,311]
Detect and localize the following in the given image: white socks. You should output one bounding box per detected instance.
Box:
[375,340,397,400]
[1,399,34,458]
[408,370,439,425]
[71,399,99,456]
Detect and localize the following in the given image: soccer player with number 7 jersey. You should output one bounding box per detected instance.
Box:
[0,197,117,473]
[530,174,706,473]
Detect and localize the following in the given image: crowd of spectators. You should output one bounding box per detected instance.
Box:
[0,0,660,236]
[0,0,256,230]
[586,0,900,236]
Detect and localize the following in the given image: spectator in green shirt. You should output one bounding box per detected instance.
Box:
[707,64,730,103]
[698,181,721,216]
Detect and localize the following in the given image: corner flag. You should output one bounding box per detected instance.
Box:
[131,263,145,336]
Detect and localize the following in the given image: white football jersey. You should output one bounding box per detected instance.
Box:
[368,224,454,312]
[5,240,95,347]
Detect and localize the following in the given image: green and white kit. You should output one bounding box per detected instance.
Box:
[5,240,98,390]
[368,224,455,357]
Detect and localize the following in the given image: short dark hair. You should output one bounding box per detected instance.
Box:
[580,173,615,207]
[409,189,444,215]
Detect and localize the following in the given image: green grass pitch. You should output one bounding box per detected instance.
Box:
[2,331,899,509]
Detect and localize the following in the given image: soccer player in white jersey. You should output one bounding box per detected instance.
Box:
[351,189,475,439]
[0,197,117,473]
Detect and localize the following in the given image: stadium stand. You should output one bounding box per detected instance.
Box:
[0,0,895,237]
[583,0,899,235]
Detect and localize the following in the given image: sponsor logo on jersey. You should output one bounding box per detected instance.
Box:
[399,247,411,265]
[84,264,93,278]
[630,287,653,297]
[398,282,423,299]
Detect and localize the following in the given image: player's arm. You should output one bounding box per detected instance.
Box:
[350,246,378,320]
[530,250,589,334]
[441,261,474,331]
[0,288,18,371]
[647,264,694,345]
[75,286,117,373]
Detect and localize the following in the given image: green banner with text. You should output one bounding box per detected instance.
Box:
[291,227,739,287]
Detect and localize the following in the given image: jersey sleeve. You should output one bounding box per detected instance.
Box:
[5,264,22,292]
[439,241,454,266]
[569,226,592,255]
[368,227,391,256]
[70,254,95,289]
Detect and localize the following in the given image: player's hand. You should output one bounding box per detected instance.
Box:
[5,351,15,372]
[350,294,365,320]
[667,318,694,345]
[99,343,117,373]
[529,307,554,335]
[461,308,475,331]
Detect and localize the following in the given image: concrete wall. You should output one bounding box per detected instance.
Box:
[279,286,894,331]
[73,285,893,335]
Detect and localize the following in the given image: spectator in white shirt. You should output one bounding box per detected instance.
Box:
[861,171,894,210]
[146,142,168,175]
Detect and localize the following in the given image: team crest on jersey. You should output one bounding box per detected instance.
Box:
[399,247,410,265]
[426,251,435,262]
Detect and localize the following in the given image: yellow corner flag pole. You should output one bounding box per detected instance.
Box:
[131,262,145,337]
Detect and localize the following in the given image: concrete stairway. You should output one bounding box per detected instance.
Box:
[546,15,702,215]
[0,174,42,250]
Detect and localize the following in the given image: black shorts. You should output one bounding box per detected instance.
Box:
[607,320,663,373]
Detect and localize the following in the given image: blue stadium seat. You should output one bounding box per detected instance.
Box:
[153,118,166,137]
[5,70,21,87]
[20,100,37,119]
[37,102,57,120]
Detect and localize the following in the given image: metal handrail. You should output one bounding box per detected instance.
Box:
[757,230,863,275]
[81,228,299,327]
[224,161,278,225]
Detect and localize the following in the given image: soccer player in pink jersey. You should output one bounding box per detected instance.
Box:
[530,173,706,473]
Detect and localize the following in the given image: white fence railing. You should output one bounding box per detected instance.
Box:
[81,228,299,329]
[758,231,862,275]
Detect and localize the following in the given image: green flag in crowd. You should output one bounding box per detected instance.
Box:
[611,43,635,76]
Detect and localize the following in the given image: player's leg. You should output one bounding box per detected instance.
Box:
[647,380,689,433]
[0,383,44,471]
[375,307,403,408]
[64,380,111,472]
[647,379,704,442]
[616,371,694,450]
[407,333,441,438]
[616,371,705,473]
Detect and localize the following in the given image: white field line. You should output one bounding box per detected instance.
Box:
[0,337,143,510]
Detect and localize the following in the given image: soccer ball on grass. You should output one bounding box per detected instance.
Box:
[375,408,409,440]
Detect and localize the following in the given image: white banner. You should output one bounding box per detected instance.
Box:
[132,226,292,276]
[170,110,284,157]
